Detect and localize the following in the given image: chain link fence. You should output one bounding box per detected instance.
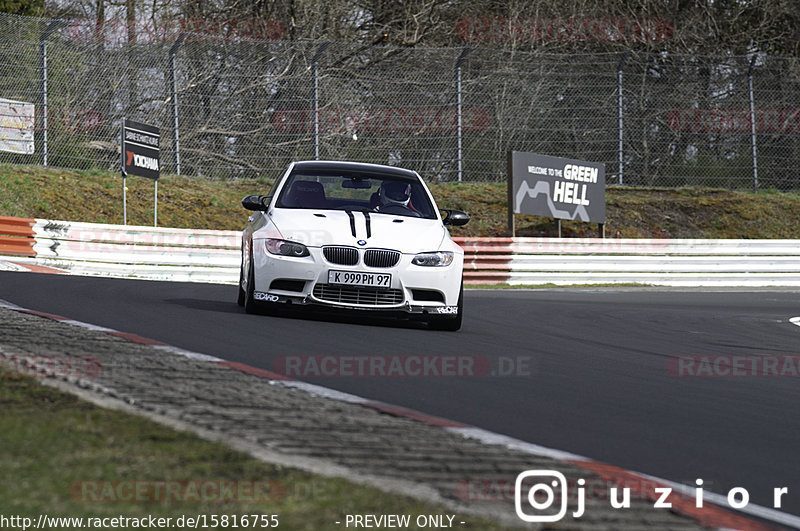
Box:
[1,11,800,189]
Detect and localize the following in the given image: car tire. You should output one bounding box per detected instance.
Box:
[243,252,260,314]
[428,282,463,331]
[237,255,246,307]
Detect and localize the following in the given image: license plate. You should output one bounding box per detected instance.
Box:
[328,270,391,288]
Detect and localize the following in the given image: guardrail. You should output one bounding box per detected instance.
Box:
[0,216,240,284]
[0,216,37,257]
[459,237,800,286]
[3,216,800,286]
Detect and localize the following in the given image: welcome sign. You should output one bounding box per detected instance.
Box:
[508,151,605,223]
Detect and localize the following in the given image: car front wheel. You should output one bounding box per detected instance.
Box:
[243,253,260,314]
[237,255,246,307]
[428,282,463,331]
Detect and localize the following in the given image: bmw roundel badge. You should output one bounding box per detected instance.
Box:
[357,239,367,246]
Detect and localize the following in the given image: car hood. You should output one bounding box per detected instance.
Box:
[259,208,449,254]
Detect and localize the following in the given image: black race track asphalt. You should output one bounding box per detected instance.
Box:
[1,271,799,517]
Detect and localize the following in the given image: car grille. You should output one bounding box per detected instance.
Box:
[364,249,401,268]
[323,246,359,266]
[313,284,404,306]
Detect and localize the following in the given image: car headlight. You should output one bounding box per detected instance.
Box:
[412,251,454,267]
[265,239,310,257]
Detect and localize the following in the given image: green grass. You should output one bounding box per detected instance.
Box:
[0,374,503,530]
[3,163,800,238]
[0,164,260,230]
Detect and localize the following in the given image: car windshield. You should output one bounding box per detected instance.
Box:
[275,170,437,219]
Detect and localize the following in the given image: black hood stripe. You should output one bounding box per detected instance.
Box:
[345,210,357,238]
[362,211,372,238]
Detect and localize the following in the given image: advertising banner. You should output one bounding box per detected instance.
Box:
[0,98,35,155]
[122,119,160,180]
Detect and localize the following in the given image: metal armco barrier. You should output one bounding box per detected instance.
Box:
[460,237,800,286]
[0,216,37,257]
[3,216,800,287]
[0,216,240,283]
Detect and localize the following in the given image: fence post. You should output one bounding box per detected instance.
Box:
[168,33,186,175]
[455,47,470,183]
[312,43,330,161]
[748,55,759,192]
[39,20,62,167]
[617,51,630,185]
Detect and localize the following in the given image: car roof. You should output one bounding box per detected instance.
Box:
[291,160,419,179]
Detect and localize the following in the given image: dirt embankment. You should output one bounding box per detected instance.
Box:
[2,164,800,238]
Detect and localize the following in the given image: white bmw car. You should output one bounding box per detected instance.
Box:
[237,161,470,330]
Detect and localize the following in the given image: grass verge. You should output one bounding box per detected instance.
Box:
[3,163,800,238]
[0,374,503,530]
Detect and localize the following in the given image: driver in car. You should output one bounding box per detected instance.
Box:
[373,180,419,214]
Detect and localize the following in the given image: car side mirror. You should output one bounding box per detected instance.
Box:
[242,194,270,211]
[442,209,470,226]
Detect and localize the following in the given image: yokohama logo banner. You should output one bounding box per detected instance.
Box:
[122,119,160,180]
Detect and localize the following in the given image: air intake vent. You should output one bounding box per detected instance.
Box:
[323,246,359,266]
[269,279,306,292]
[313,285,404,306]
[364,249,401,268]
[410,289,445,303]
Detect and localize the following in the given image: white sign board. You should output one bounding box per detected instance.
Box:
[0,98,35,155]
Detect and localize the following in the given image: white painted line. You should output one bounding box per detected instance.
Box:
[790,316,800,327]
[0,299,24,310]
[0,261,26,272]
[277,380,369,404]
[62,320,116,333]
[151,345,224,362]
[448,426,585,461]
[452,425,800,529]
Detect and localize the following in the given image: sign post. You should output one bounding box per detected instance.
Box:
[121,118,160,226]
[508,151,605,237]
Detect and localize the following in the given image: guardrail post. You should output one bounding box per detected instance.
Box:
[506,150,515,237]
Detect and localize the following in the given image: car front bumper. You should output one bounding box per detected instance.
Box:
[250,242,463,315]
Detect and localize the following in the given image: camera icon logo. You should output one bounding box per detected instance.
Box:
[514,470,568,522]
